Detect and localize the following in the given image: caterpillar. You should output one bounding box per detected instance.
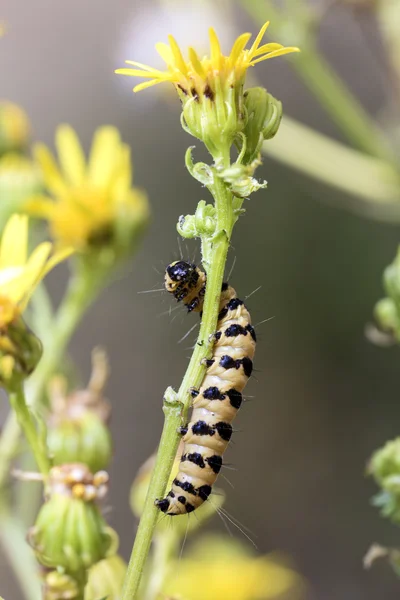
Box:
[156,260,256,515]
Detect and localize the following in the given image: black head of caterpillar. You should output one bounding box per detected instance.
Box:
[156,261,256,515]
[164,260,206,312]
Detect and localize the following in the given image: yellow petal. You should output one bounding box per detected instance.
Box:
[189,47,206,78]
[133,79,165,92]
[124,59,161,72]
[155,42,174,66]
[167,35,188,75]
[0,214,28,269]
[34,143,67,196]
[17,242,53,308]
[24,195,57,219]
[1,242,51,304]
[41,246,74,278]
[229,33,251,65]
[88,127,121,188]
[252,42,284,58]
[251,46,300,65]
[115,68,160,78]
[248,21,270,58]
[55,125,86,186]
[209,27,222,69]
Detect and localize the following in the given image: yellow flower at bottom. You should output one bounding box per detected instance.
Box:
[27,125,149,254]
[0,214,72,328]
[162,535,306,600]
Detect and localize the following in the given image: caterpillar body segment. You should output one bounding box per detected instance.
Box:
[156,262,256,515]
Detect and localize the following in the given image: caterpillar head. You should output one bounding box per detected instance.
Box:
[165,261,199,293]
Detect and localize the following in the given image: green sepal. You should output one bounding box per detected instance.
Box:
[185,147,214,186]
[0,317,43,392]
[177,200,216,240]
[218,162,267,198]
[241,87,282,165]
[29,493,113,571]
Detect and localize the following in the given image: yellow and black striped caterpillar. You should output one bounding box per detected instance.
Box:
[156,260,256,515]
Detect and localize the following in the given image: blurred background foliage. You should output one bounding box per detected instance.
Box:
[2,0,400,598]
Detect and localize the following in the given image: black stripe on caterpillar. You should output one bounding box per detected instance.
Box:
[157,261,256,515]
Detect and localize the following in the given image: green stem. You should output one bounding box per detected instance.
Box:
[0,261,108,489]
[0,512,41,600]
[8,385,50,476]
[143,531,179,600]
[243,0,397,164]
[121,176,233,600]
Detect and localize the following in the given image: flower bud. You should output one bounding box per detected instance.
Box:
[42,570,80,600]
[242,87,282,164]
[369,439,400,523]
[0,102,30,155]
[48,413,112,474]
[0,154,42,216]
[47,350,112,472]
[0,316,42,391]
[28,464,112,571]
[85,555,127,600]
[383,257,400,300]
[369,438,400,487]
[374,298,399,334]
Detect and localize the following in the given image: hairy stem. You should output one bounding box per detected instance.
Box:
[121,175,233,600]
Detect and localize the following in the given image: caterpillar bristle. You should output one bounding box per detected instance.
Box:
[157,260,256,516]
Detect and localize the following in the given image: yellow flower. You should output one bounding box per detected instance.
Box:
[116,22,298,159]
[27,125,149,253]
[116,21,299,95]
[0,214,72,328]
[162,535,306,600]
[0,102,30,155]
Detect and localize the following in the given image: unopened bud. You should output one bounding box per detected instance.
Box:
[85,555,127,600]
[0,102,30,155]
[369,438,400,487]
[47,351,112,472]
[0,154,42,214]
[28,464,112,571]
[374,298,399,334]
[0,316,42,391]
[242,87,282,164]
[42,570,79,600]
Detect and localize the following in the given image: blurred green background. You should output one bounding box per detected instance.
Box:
[1,0,400,598]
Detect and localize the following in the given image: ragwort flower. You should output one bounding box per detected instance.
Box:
[162,534,306,600]
[27,125,149,255]
[0,214,71,328]
[116,22,299,158]
[0,214,71,386]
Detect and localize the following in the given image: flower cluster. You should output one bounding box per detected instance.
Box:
[117,22,298,160]
[27,125,149,256]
